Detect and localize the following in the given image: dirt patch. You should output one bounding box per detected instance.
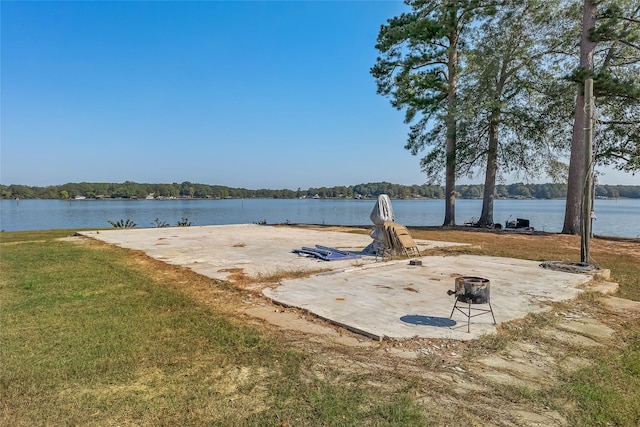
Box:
[218,267,251,284]
[592,237,640,259]
[600,296,640,316]
[244,306,375,348]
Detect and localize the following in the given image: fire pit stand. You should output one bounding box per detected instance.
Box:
[448,276,496,333]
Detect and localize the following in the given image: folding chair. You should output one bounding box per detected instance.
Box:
[383,222,421,257]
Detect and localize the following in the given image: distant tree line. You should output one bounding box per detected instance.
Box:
[1,181,639,200]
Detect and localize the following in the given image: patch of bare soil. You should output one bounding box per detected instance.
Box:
[262,297,636,426]
[592,237,640,259]
[69,234,639,426]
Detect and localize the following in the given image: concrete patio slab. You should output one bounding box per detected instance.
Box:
[263,255,592,341]
[80,224,463,280]
[80,224,595,341]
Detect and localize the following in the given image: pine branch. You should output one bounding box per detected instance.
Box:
[617,16,640,24]
[598,119,640,126]
[410,60,448,69]
[618,39,640,51]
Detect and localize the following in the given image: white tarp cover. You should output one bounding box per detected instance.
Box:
[365,194,395,254]
[370,194,394,226]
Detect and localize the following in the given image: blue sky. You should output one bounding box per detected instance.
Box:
[1,1,635,189]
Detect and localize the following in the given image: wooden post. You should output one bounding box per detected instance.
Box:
[581,79,594,265]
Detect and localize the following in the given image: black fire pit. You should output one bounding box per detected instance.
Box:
[448,276,496,332]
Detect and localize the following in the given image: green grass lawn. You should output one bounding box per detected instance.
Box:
[1,229,640,426]
[0,231,423,426]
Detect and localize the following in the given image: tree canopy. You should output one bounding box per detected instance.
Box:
[563,0,640,234]
[372,0,492,225]
[372,0,638,232]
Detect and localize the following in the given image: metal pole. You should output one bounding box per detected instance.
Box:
[581,79,594,265]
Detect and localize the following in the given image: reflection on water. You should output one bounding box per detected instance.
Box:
[1,198,638,237]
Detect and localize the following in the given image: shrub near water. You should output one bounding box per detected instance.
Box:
[0,233,424,426]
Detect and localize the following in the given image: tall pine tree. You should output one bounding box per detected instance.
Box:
[372,0,490,226]
[456,0,572,226]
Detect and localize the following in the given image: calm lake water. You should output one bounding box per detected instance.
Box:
[1,198,639,238]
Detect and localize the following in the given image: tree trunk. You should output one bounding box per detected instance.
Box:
[563,94,587,234]
[562,0,597,235]
[444,122,456,226]
[479,116,499,227]
[443,29,458,226]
